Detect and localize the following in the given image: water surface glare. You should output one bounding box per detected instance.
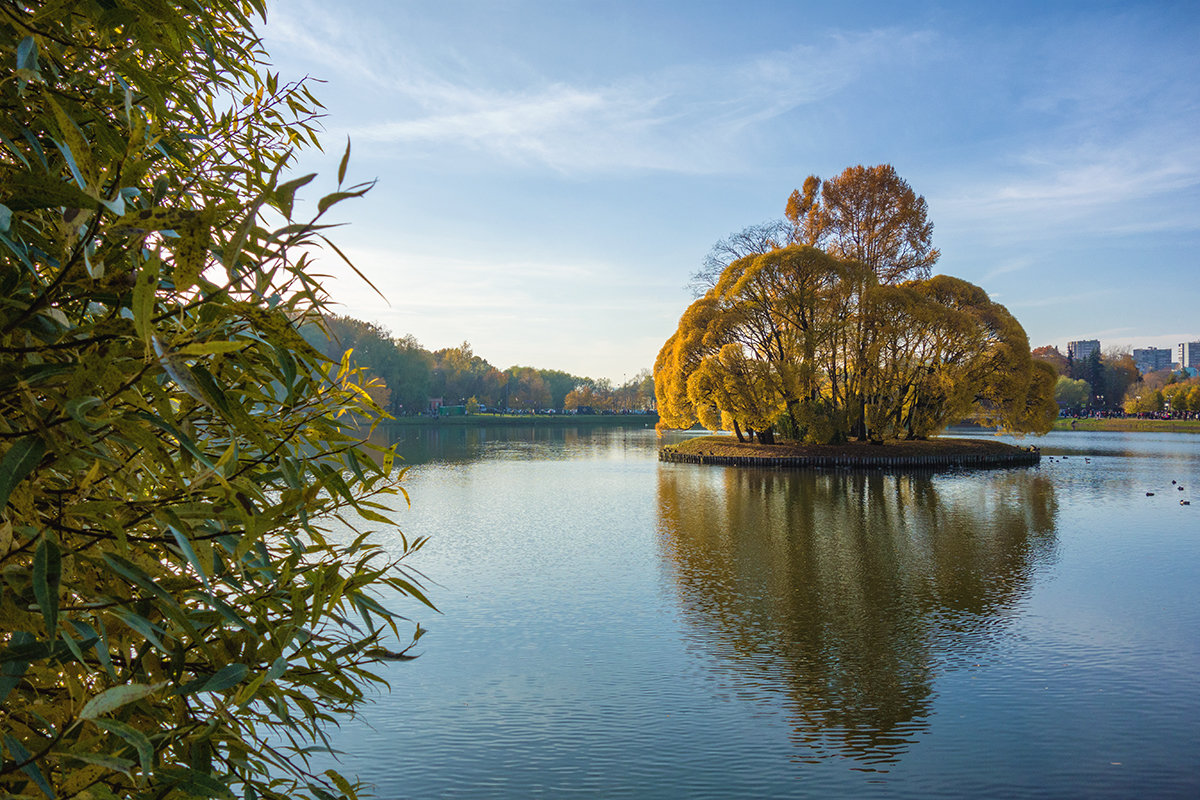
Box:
[322,427,1200,798]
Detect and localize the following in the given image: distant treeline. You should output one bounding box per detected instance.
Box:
[304,315,655,416]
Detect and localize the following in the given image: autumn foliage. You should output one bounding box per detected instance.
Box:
[656,166,1057,443]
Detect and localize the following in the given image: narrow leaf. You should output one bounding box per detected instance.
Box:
[80,682,162,719]
[3,733,56,798]
[65,396,104,426]
[16,36,37,72]
[132,257,160,343]
[273,172,316,220]
[0,632,34,704]
[265,656,288,682]
[175,340,250,356]
[91,718,154,776]
[109,607,167,651]
[0,435,45,509]
[65,750,136,775]
[337,138,351,184]
[32,537,61,633]
[168,524,211,594]
[201,663,249,693]
[156,767,235,799]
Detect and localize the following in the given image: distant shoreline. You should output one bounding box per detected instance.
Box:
[382,413,658,427]
[1051,418,1200,433]
[660,435,1039,470]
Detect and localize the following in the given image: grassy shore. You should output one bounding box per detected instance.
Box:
[1052,418,1200,433]
[383,413,658,427]
[665,435,1032,460]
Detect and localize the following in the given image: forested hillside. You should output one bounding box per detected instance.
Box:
[308,315,655,415]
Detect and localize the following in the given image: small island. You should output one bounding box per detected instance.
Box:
[660,434,1039,469]
[652,166,1057,469]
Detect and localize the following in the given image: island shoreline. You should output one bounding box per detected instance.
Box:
[660,435,1040,470]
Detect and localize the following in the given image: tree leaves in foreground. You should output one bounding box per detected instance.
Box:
[1,3,430,798]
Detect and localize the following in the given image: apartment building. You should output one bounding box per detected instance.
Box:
[1133,347,1175,374]
[1067,339,1100,361]
[1179,342,1200,370]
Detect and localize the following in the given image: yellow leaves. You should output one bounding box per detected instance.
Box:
[656,230,1047,441]
[790,164,939,283]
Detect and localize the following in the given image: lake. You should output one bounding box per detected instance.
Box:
[321,426,1200,798]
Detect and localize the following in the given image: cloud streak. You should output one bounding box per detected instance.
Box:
[266,6,935,174]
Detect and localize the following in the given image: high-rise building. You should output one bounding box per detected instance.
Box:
[1067,339,1100,361]
[1178,342,1200,370]
[1133,347,1175,374]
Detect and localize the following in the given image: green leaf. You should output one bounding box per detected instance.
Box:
[265,656,288,682]
[58,628,99,665]
[91,718,155,776]
[32,537,61,633]
[16,36,37,72]
[325,768,356,796]
[273,172,316,219]
[201,663,249,692]
[66,396,104,426]
[3,733,56,799]
[177,663,248,696]
[80,682,163,719]
[109,607,168,651]
[0,632,34,704]
[316,184,370,216]
[0,169,98,212]
[205,593,254,634]
[175,340,251,356]
[0,202,11,232]
[70,620,116,680]
[0,435,45,509]
[51,136,87,191]
[337,138,351,185]
[132,257,160,343]
[0,635,77,665]
[157,767,236,799]
[173,212,210,291]
[64,750,136,776]
[168,523,212,594]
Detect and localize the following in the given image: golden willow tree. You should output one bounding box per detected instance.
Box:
[657,166,1057,444]
[1,3,431,799]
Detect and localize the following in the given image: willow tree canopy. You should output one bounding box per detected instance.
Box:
[655,244,1056,443]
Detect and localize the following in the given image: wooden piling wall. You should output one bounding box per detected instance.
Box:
[658,448,1039,470]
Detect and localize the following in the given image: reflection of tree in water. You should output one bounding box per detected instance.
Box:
[656,466,1058,767]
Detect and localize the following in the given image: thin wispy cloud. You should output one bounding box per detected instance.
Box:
[938,130,1200,248]
[267,5,934,174]
[936,14,1200,243]
[1004,288,1116,310]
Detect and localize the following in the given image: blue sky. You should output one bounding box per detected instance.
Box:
[261,0,1200,381]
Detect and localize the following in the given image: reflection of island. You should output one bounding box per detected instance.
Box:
[656,467,1058,767]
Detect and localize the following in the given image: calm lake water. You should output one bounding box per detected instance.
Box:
[322,426,1200,798]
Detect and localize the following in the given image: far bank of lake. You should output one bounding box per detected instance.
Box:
[383,412,658,428]
[386,414,1200,435]
[1052,417,1200,433]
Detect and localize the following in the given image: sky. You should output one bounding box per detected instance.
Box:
[260,0,1200,382]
